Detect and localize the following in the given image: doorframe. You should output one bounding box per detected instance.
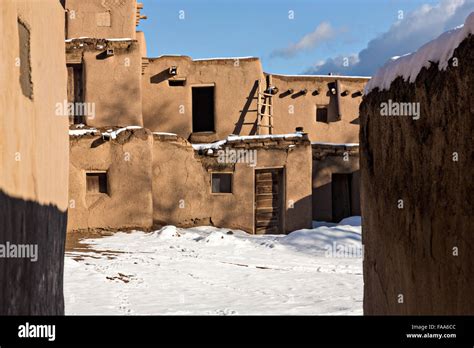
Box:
[253,166,286,235]
[190,83,216,133]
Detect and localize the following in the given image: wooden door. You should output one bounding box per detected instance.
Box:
[255,169,283,234]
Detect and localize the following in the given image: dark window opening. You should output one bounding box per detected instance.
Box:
[316,106,328,123]
[67,64,85,124]
[168,79,186,87]
[18,19,33,99]
[212,173,232,194]
[86,172,108,194]
[192,86,215,132]
[332,173,353,222]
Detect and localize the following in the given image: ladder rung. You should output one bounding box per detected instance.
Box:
[258,125,273,128]
[259,92,274,97]
[258,113,272,117]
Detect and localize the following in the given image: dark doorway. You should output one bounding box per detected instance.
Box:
[67,64,85,124]
[332,173,352,222]
[254,168,284,234]
[316,106,328,123]
[192,86,215,132]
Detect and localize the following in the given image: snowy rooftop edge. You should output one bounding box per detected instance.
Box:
[365,12,474,94]
[271,73,371,79]
[65,37,134,43]
[312,142,359,147]
[192,133,305,151]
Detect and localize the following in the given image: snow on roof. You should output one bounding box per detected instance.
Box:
[271,73,371,80]
[193,56,256,61]
[191,133,304,151]
[312,142,359,147]
[65,37,134,43]
[191,140,227,151]
[366,12,474,94]
[69,128,98,136]
[102,126,143,140]
[153,132,178,136]
[227,133,303,142]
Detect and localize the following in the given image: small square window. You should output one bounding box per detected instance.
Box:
[316,106,328,123]
[86,172,108,194]
[168,79,186,87]
[211,173,232,194]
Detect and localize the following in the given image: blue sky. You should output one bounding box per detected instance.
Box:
[137,0,473,75]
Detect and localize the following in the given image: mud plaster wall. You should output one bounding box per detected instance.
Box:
[68,129,153,231]
[360,35,474,314]
[142,56,266,142]
[312,145,360,222]
[66,39,143,127]
[271,75,368,143]
[82,43,143,127]
[152,136,312,234]
[65,0,138,39]
[142,56,368,143]
[0,0,69,314]
[136,30,147,57]
[1,0,69,210]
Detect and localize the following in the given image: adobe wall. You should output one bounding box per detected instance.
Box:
[64,0,138,39]
[142,56,368,143]
[360,35,474,314]
[66,38,143,127]
[0,0,69,314]
[312,144,360,222]
[151,134,313,234]
[68,128,153,232]
[142,56,266,142]
[270,75,368,143]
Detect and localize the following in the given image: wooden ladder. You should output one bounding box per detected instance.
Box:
[256,77,274,135]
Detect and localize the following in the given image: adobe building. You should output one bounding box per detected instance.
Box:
[63,0,369,233]
[69,128,312,234]
[0,0,69,314]
[360,13,474,314]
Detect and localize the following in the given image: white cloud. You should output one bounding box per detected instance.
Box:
[271,22,336,58]
[305,0,474,76]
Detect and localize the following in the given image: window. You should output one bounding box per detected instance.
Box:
[86,172,108,194]
[192,86,215,132]
[18,18,32,99]
[211,173,232,194]
[316,105,328,123]
[67,64,85,124]
[168,79,186,87]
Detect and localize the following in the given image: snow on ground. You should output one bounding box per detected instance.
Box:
[64,218,363,315]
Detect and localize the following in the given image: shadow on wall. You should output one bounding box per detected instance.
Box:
[312,166,361,222]
[79,132,153,230]
[285,194,313,233]
[150,69,170,85]
[233,80,259,136]
[0,190,67,315]
[98,78,141,127]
